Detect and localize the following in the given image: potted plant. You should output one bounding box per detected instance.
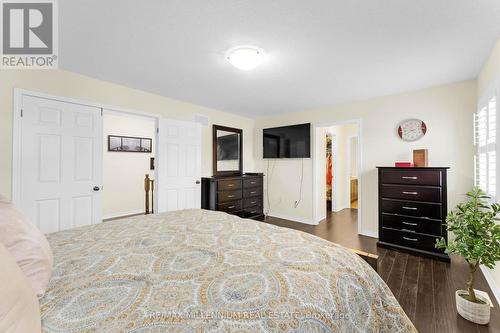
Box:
[436,187,500,325]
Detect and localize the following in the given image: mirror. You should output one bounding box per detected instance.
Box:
[213,125,242,176]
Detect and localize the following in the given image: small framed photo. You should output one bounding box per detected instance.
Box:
[141,138,152,152]
[108,135,152,153]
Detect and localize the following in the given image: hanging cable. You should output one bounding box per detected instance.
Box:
[294,158,304,208]
[266,160,270,216]
[265,159,274,216]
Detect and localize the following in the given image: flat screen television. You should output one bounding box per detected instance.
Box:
[263,123,311,158]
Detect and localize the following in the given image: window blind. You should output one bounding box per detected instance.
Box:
[475,94,497,199]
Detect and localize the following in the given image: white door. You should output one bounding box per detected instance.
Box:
[18,95,102,233]
[157,119,202,212]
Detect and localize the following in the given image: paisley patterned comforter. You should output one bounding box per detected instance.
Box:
[40,209,417,333]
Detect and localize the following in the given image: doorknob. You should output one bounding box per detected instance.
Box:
[93,186,100,191]
[195,180,201,184]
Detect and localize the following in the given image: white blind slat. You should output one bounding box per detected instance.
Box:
[475,94,497,199]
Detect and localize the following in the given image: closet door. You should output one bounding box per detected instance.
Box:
[157,119,202,212]
[19,95,102,232]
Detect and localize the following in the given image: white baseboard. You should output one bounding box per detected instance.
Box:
[480,265,500,305]
[266,212,318,225]
[316,213,327,223]
[103,210,144,220]
[359,229,378,239]
[332,205,349,213]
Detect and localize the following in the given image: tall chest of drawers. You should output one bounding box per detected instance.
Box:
[377,167,449,261]
[201,174,264,220]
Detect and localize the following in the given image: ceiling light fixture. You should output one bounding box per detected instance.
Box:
[226,46,265,71]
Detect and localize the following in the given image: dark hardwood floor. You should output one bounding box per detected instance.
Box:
[263,209,500,333]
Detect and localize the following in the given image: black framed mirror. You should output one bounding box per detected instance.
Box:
[213,125,243,176]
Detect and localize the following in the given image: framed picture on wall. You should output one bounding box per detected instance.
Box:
[108,135,152,153]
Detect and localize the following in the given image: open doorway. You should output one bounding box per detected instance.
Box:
[102,110,157,220]
[314,120,361,234]
[325,132,358,211]
[324,123,359,213]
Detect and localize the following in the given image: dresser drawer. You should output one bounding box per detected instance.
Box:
[381,228,443,253]
[217,200,242,213]
[243,187,262,198]
[218,190,242,202]
[243,178,262,188]
[381,184,441,202]
[243,197,262,208]
[218,179,242,191]
[381,199,442,219]
[381,169,442,186]
[240,206,263,218]
[381,214,442,236]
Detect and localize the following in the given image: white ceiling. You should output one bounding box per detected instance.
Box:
[60,0,500,118]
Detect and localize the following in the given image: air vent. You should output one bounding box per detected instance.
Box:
[193,114,209,127]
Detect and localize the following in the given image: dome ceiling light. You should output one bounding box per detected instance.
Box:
[225,46,265,71]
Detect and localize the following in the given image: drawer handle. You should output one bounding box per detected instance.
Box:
[250,191,257,194]
[250,210,257,213]
[402,176,418,180]
[228,195,235,198]
[402,229,416,233]
[228,206,235,209]
[402,206,417,210]
[250,201,257,204]
[228,184,234,187]
[402,191,418,195]
[402,221,418,226]
[403,237,418,242]
[250,181,256,184]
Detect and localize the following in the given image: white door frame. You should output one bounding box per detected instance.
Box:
[312,118,363,235]
[12,88,161,216]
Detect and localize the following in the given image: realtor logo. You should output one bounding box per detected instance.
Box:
[1,0,58,68]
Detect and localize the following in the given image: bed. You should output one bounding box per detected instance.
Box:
[40,209,417,332]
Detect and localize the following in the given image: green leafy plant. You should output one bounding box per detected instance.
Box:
[436,187,500,304]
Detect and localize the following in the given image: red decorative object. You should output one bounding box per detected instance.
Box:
[395,162,414,167]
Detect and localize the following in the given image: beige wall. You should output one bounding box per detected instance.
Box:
[478,38,500,97]
[102,112,155,218]
[477,37,500,300]
[255,80,476,235]
[0,69,255,200]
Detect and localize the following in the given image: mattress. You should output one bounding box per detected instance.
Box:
[40,209,417,332]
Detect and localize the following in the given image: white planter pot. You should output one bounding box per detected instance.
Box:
[455,290,491,325]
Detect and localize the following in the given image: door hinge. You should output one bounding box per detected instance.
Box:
[20,109,23,117]
[156,128,159,134]
[100,108,103,116]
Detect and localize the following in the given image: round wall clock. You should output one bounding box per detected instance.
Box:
[397,119,427,141]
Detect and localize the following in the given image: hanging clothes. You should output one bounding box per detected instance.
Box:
[326,134,332,202]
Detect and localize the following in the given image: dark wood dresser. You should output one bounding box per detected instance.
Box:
[377,167,449,261]
[201,174,264,220]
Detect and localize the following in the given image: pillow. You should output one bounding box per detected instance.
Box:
[0,242,41,333]
[0,198,53,297]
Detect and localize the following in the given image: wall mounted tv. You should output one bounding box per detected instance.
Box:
[263,123,311,158]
